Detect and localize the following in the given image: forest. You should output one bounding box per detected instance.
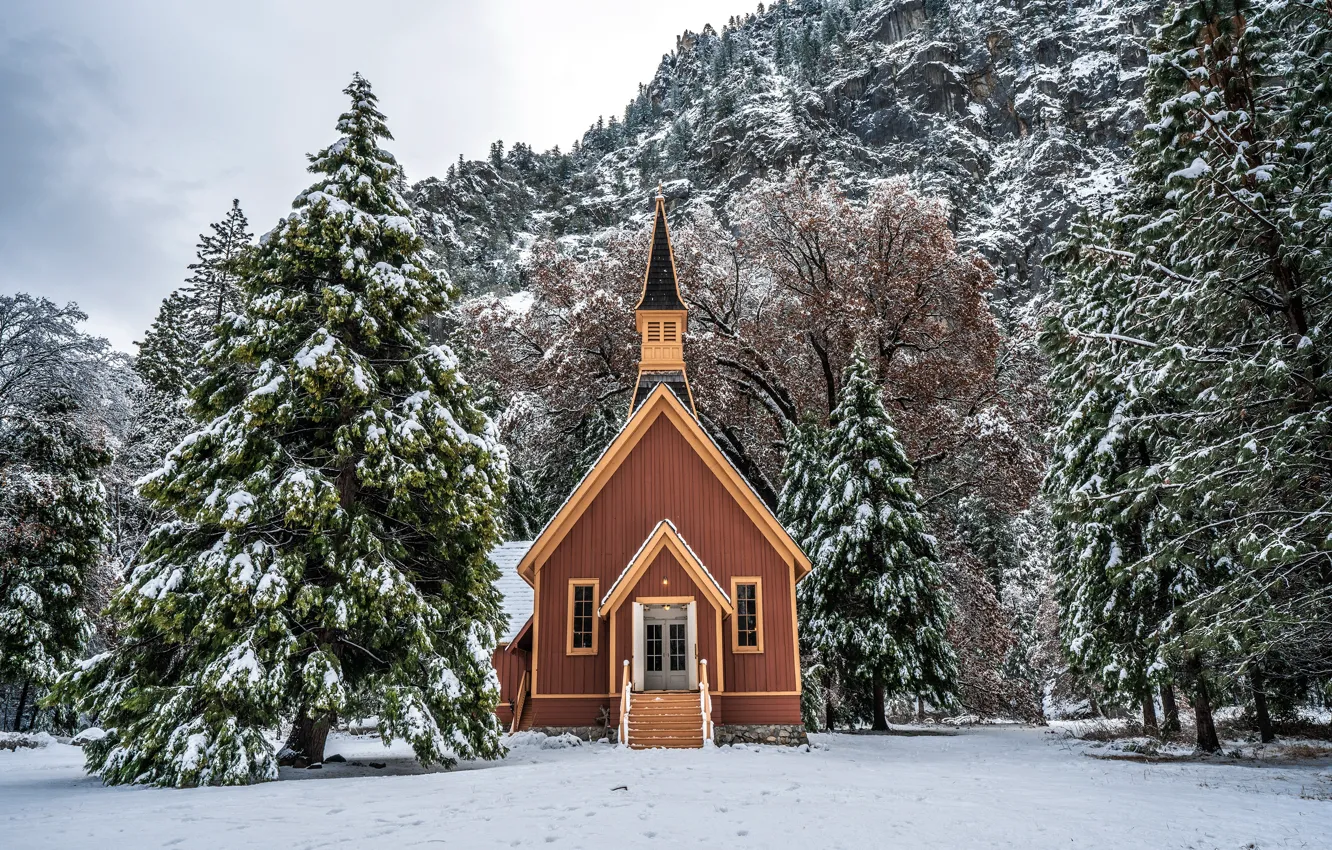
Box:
[1,0,1330,787]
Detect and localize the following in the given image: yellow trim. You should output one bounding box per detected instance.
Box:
[789,559,802,692]
[715,691,803,697]
[529,693,609,700]
[532,568,541,695]
[635,596,695,605]
[608,608,617,696]
[731,577,764,654]
[566,579,600,656]
[519,385,811,582]
[598,521,734,619]
[714,610,725,693]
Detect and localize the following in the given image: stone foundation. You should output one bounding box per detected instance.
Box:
[714,724,809,746]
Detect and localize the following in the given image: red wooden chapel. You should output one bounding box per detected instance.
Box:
[491,191,811,748]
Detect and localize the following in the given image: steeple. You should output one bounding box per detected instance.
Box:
[629,188,695,415]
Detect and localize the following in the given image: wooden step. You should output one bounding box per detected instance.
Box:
[629,739,705,749]
[626,730,703,740]
[630,725,704,735]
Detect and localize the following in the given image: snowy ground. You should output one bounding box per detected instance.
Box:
[4,726,1331,849]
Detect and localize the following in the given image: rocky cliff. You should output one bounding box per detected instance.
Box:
[411,0,1164,300]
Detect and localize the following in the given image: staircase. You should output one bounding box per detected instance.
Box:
[626,692,706,749]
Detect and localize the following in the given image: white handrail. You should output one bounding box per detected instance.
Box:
[619,660,631,746]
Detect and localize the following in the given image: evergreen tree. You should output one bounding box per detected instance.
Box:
[137,200,252,401]
[1042,0,1332,749]
[776,415,826,549]
[53,75,509,785]
[0,395,109,731]
[189,200,251,329]
[777,416,829,730]
[799,354,957,729]
[1043,224,1182,731]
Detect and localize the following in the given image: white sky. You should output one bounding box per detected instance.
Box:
[1,0,750,351]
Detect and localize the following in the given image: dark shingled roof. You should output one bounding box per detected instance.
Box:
[631,370,692,413]
[636,196,687,312]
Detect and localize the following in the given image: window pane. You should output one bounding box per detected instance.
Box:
[737,584,758,647]
[573,585,594,648]
[647,623,662,671]
[669,623,687,671]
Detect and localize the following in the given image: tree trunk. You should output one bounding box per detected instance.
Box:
[1251,667,1275,744]
[13,681,30,733]
[1160,684,1180,734]
[872,678,889,731]
[1191,666,1221,753]
[823,670,834,733]
[1142,693,1158,735]
[916,694,925,722]
[279,709,334,767]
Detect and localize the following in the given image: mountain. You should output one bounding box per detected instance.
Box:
[410,0,1164,300]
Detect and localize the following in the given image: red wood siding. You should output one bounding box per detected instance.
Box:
[492,645,529,707]
[533,414,799,709]
[713,694,802,725]
[528,696,612,729]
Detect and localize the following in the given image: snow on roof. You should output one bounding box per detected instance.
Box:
[491,540,534,643]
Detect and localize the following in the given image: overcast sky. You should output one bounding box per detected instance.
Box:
[1,0,746,352]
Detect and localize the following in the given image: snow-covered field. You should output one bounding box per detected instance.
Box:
[4,726,1330,849]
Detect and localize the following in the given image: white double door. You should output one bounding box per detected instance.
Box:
[632,602,697,691]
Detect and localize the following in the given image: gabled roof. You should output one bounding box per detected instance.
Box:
[491,540,534,643]
[517,383,811,582]
[599,519,732,618]
[635,194,687,312]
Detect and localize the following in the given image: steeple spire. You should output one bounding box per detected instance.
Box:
[636,192,687,312]
[630,190,694,415]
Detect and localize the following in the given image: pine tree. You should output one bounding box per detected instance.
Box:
[188,200,251,329]
[799,354,957,729]
[0,395,109,731]
[137,200,252,402]
[1042,224,1183,730]
[776,415,826,549]
[1043,0,1332,749]
[777,415,828,729]
[53,75,509,785]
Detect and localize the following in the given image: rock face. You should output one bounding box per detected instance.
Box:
[412,0,1163,299]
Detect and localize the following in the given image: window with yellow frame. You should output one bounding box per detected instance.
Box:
[730,577,763,653]
[566,579,599,656]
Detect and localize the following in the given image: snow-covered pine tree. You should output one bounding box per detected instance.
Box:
[1043,0,1332,749]
[53,75,509,785]
[800,354,957,730]
[137,200,252,401]
[776,415,828,729]
[776,415,826,550]
[188,199,251,329]
[0,394,109,732]
[1042,221,1181,732]
[1130,0,1332,747]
